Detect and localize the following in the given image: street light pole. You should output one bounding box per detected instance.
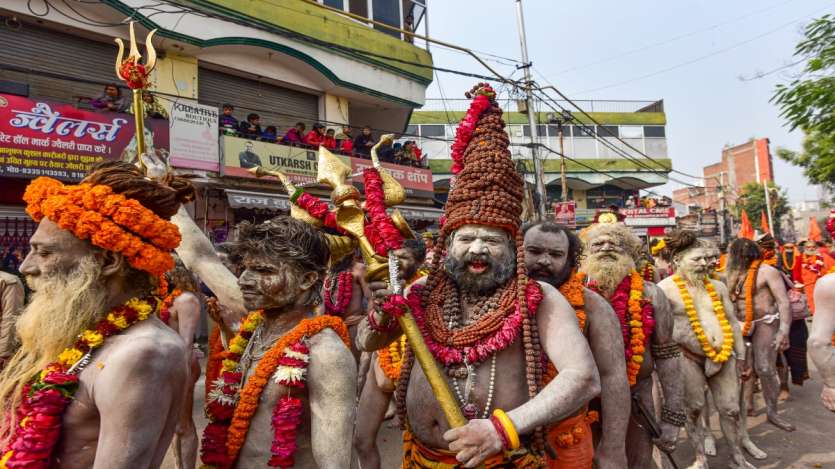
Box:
[514,0,546,220]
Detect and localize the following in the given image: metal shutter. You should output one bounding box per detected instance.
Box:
[0,23,117,103]
[198,65,319,132]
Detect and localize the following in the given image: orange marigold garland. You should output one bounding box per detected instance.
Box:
[23,177,180,276]
[158,289,182,325]
[558,272,587,331]
[378,335,408,382]
[741,260,762,337]
[200,312,350,469]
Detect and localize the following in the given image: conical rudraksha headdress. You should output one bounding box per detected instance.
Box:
[441,83,524,238]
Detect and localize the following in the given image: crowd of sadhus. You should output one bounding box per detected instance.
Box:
[0,86,833,469]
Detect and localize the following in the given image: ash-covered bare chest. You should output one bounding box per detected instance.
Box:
[667,283,724,352]
[235,340,314,468]
[406,338,530,449]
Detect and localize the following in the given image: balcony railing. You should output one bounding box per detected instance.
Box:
[419,99,663,114]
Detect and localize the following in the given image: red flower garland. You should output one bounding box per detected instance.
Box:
[0,298,154,469]
[363,168,404,254]
[802,253,825,276]
[324,272,354,316]
[591,272,655,385]
[404,282,543,366]
[293,192,343,234]
[450,85,495,174]
[158,288,182,325]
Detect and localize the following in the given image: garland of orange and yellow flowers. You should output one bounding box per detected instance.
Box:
[582,271,654,386]
[377,335,408,382]
[672,274,734,363]
[200,311,349,469]
[0,297,155,469]
[741,260,762,337]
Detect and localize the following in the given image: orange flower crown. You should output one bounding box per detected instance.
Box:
[23,176,181,276]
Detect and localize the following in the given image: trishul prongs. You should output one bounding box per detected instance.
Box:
[114,22,157,89]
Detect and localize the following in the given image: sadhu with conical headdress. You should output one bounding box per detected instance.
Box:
[357,83,600,468]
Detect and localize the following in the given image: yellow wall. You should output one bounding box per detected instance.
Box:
[150,52,198,114]
[323,94,350,129]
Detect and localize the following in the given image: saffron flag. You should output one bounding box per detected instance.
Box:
[808,217,823,242]
[739,210,754,240]
[761,210,770,234]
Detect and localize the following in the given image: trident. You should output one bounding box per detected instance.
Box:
[114,22,157,171]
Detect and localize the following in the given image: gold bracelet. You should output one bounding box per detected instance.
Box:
[492,409,520,450]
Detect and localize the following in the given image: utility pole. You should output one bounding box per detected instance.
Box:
[558,122,568,201]
[514,0,547,220]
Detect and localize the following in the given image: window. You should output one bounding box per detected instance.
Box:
[596,125,619,138]
[373,0,401,38]
[420,124,445,137]
[323,0,344,8]
[619,126,643,139]
[522,125,547,137]
[547,125,571,137]
[405,125,418,137]
[644,126,666,138]
[574,125,595,137]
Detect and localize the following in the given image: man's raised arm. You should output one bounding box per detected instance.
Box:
[172,207,245,316]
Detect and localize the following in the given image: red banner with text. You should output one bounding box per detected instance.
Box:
[0,94,169,181]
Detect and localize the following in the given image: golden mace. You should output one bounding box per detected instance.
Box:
[252,140,467,429]
[114,22,157,171]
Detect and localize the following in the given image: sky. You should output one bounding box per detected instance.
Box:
[419,0,833,203]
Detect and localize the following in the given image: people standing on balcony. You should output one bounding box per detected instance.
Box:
[403,13,414,44]
[238,113,262,139]
[353,125,375,158]
[219,104,239,134]
[282,122,306,145]
[323,128,338,150]
[339,126,354,154]
[261,125,278,143]
[90,83,128,113]
[134,91,168,120]
[304,123,326,147]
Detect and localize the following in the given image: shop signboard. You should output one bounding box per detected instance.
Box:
[620,207,676,227]
[169,99,219,171]
[553,201,576,228]
[0,93,169,181]
[222,135,434,199]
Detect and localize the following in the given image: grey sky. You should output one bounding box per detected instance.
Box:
[421,0,833,202]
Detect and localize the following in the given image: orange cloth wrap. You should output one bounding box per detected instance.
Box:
[401,430,542,468]
[544,411,596,469]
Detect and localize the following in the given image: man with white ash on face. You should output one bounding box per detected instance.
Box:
[358,84,600,468]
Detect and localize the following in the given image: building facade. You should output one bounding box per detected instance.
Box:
[0,0,439,268]
[409,99,672,225]
[672,138,774,210]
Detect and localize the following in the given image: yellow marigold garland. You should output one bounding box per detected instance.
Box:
[673,274,734,363]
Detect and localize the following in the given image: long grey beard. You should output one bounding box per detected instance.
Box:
[580,252,635,298]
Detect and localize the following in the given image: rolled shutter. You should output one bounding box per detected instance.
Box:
[0,22,117,103]
[198,65,319,132]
